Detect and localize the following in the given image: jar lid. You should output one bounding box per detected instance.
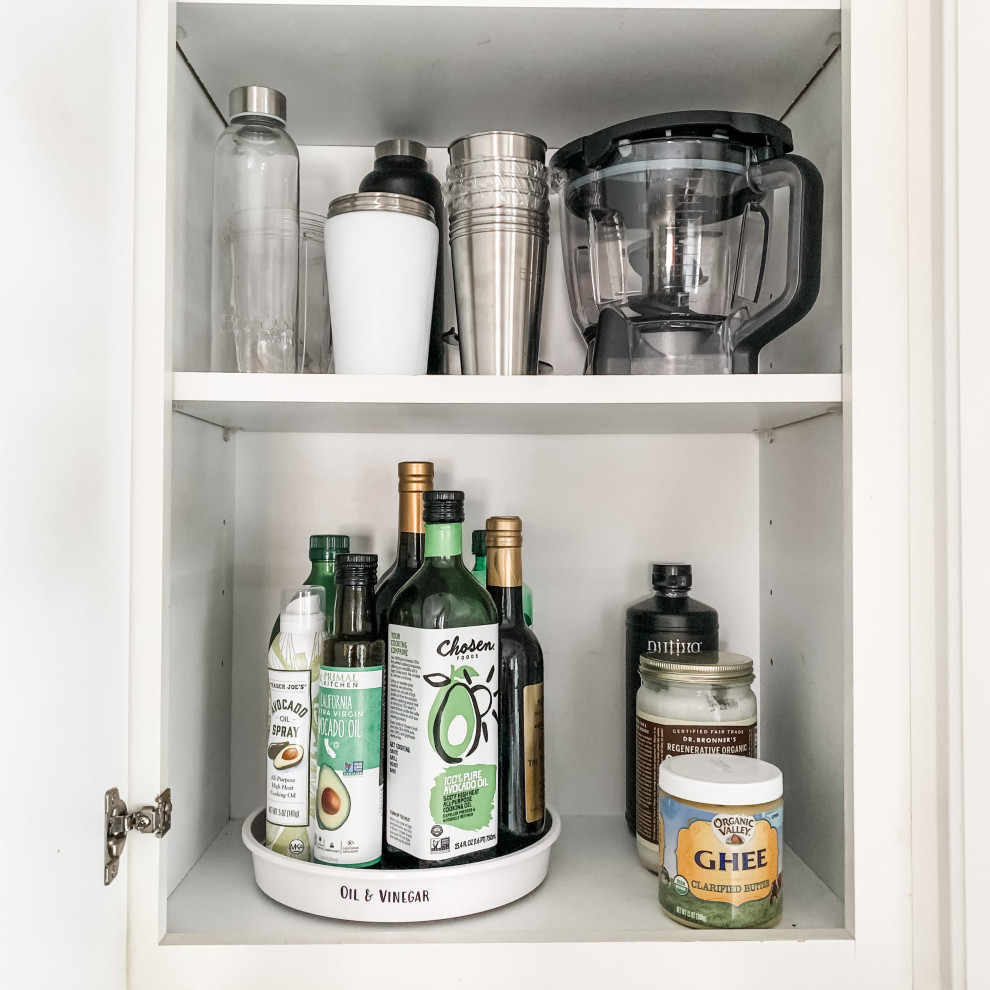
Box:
[639,650,753,684]
[326,191,435,223]
[658,754,783,806]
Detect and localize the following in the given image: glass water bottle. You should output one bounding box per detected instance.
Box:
[211,85,299,373]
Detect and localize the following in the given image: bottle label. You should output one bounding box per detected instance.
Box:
[659,794,783,928]
[523,683,545,823]
[266,630,323,861]
[386,623,499,861]
[635,712,757,847]
[314,666,383,867]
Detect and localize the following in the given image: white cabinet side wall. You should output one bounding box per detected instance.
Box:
[762,50,843,374]
[168,414,236,893]
[760,413,844,899]
[172,55,224,372]
[229,432,760,820]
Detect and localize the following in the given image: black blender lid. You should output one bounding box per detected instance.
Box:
[551,111,793,172]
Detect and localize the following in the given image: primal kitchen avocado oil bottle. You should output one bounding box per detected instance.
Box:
[486,516,546,847]
[386,490,499,867]
[376,463,434,638]
[266,586,326,861]
[314,554,385,867]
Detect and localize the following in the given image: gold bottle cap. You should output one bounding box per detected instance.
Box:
[485,515,523,549]
[397,461,434,492]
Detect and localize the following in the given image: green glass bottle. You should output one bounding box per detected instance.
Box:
[486,517,545,849]
[386,491,499,867]
[271,534,350,644]
[471,528,534,627]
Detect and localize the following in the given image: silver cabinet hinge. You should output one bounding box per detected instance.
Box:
[104,786,171,886]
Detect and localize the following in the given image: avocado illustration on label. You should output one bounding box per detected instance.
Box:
[316,763,351,830]
[425,664,496,764]
[271,742,304,770]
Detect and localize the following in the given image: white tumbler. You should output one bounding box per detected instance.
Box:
[324,192,438,374]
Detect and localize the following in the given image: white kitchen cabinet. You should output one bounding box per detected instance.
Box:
[9,0,969,987]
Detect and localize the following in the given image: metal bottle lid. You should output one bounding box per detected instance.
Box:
[639,651,754,685]
[327,191,435,224]
[229,85,287,124]
[375,139,428,161]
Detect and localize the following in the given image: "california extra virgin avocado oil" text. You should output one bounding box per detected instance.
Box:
[386,490,499,866]
[314,554,385,868]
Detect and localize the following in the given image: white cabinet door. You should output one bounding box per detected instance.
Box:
[0,3,138,987]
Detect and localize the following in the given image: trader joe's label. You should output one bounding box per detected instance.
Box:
[386,624,498,861]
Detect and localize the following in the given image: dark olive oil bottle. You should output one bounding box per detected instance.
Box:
[486,516,546,848]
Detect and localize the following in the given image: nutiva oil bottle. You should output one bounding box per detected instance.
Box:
[624,563,718,832]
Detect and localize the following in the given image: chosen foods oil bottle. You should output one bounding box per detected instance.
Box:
[266,586,326,861]
[386,490,499,867]
[486,516,546,847]
[314,554,385,868]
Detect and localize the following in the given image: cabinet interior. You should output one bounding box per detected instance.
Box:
[165,1,847,945]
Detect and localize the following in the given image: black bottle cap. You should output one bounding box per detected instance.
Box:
[471,529,487,557]
[652,563,693,591]
[335,553,378,586]
[309,535,350,561]
[423,490,465,524]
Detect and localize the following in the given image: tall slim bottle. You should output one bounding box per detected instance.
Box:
[386,491,499,867]
[486,516,546,846]
[314,554,385,867]
[376,463,434,638]
[271,535,350,645]
[471,528,535,627]
[266,586,326,861]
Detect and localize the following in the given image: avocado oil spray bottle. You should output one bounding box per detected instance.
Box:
[266,586,326,861]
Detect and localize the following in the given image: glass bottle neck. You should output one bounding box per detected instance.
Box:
[333,584,376,637]
[424,522,462,558]
[394,530,424,569]
[308,560,338,582]
[492,585,526,626]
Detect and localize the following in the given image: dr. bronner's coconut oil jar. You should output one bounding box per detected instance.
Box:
[635,652,757,871]
[657,754,783,929]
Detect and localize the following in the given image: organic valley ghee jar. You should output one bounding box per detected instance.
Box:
[657,754,783,929]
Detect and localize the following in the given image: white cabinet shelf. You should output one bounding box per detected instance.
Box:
[166,816,844,944]
[172,371,842,434]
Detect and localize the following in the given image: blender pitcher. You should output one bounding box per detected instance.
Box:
[551,112,823,374]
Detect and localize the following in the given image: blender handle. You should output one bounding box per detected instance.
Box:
[731,154,824,373]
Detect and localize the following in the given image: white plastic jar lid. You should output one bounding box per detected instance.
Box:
[657,754,783,806]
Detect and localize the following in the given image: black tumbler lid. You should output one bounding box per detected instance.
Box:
[335,553,378,585]
[471,529,487,556]
[652,563,693,591]
[424,490,465,524]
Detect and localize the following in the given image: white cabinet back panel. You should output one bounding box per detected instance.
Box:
[223,431,761,820]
